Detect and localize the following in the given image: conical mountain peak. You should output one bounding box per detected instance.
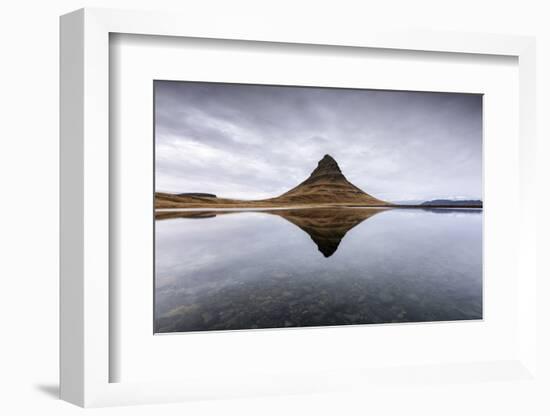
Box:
[320,154,338,166]
[310,154,342,178]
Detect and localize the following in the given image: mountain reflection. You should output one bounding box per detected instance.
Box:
[156,208,386,257]
[154,208,483,332]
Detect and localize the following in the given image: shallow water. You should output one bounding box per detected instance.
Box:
[154,208,482,333]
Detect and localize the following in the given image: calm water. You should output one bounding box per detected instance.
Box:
[154,208,482,333]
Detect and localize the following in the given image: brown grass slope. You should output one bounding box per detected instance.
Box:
[155,192,245,209]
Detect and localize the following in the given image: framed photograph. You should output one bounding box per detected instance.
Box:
[153,80,484,334]
[60,8,538,408]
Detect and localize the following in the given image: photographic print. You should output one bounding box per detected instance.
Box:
[154,81,483,333]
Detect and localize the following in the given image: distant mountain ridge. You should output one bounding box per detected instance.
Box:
[421,199,483,208]
[176,192,217,198]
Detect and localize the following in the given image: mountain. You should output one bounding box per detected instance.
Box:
[421,199,482,208]
[155,154,388,208]
[265,154,387,205]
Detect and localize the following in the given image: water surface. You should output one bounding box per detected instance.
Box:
[155,208,482,333]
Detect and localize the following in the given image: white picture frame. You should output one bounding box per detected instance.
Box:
[60,7,538,408]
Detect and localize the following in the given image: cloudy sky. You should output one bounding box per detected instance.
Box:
[155,81,482,202]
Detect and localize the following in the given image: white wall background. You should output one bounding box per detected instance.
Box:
[0,0,548,415]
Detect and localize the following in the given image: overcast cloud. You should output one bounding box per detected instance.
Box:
[155,81,482,202]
